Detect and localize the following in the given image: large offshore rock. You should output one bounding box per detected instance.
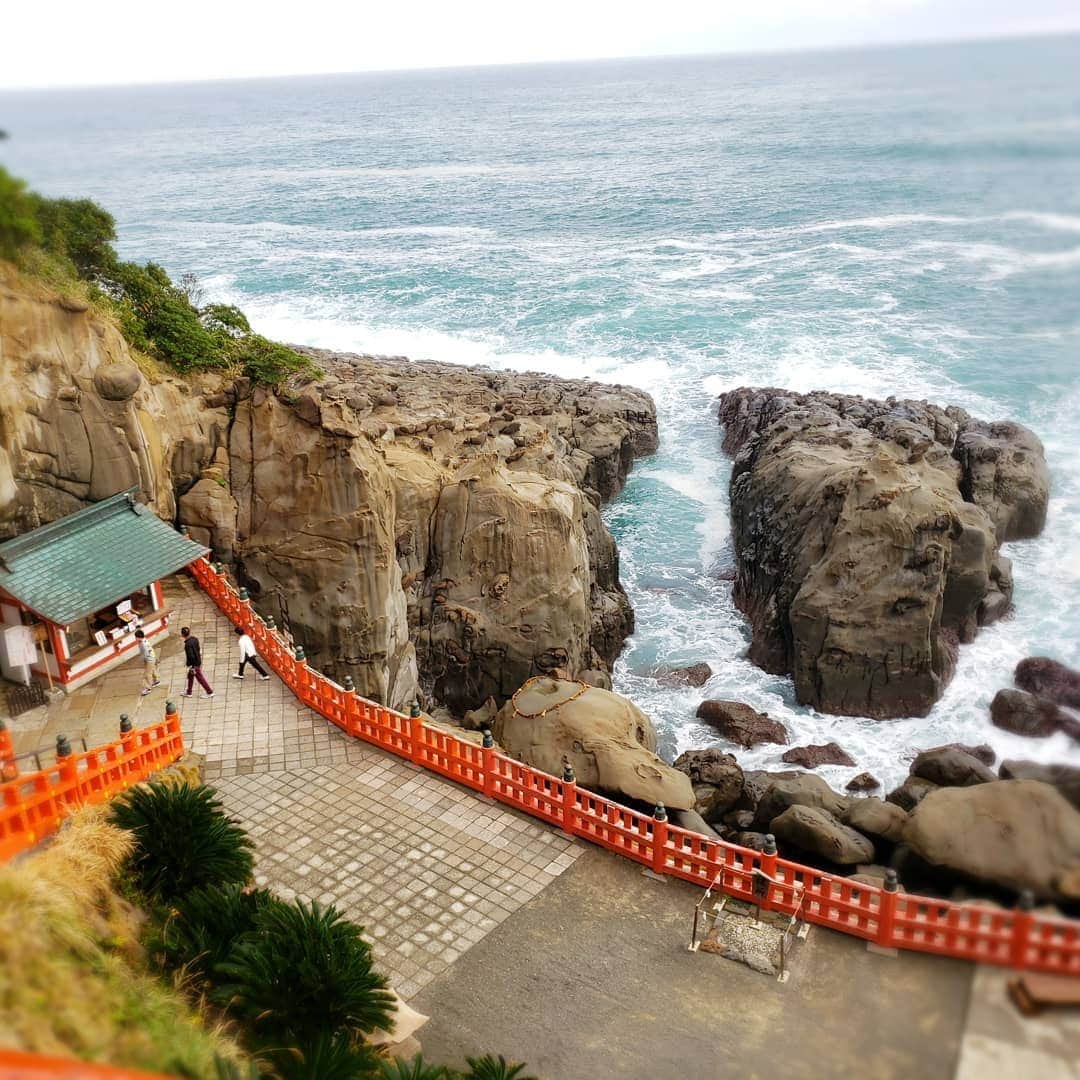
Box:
[492,677,694,810]
[770,805,875,866]
[1014,657,1080,709]
[781,742,855,769]
[903,780,1080,901]
[717,388,1047,718]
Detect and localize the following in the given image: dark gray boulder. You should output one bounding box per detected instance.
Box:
[770,805,875,866]
[911,747,997,788]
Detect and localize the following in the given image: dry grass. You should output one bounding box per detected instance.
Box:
[0,805,251,1077]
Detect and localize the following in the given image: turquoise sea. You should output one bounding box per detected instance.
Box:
[3,35,1079,786]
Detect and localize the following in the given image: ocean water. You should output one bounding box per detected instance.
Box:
[3,36,1079,789]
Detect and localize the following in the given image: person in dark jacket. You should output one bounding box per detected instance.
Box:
[181,626,214,698]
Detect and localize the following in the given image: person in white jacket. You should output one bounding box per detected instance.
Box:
[232,625,270,680]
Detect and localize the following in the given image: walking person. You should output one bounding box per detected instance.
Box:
[181,626,214,698]
[135,629,161,695]
[232,625,270,681]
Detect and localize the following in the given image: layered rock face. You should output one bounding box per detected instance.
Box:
[0,272,657,712]
[718,387,1049,719]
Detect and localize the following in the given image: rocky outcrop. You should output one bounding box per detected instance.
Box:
[903,781,1080,901]
[886,775,939,812]
[492,677,694,810]
[845,772,881,793]
[910,747,996,788]
[770,805,875,866]
[0,270,657,712]
[672,748,744,821]
[1014,657,1080,709]
[752,773,850,830]
[717,388,1048,719]
[695,700,788,748]
[999,761,1080,810]
[841,798,908,844]
[781,742,855,769]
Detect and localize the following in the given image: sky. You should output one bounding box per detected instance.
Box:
[2,0,1079,89]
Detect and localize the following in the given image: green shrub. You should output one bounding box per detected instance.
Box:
[0,167,43,258]
[380,1055,451,1080]
[154,882,282,986]
[215,899,394,1050]
[32,195,116,274]
[201,302,252,338]
[110,782,254,901]
[463,1057,537,1080]
[268,1031,381,1080]
[234,334,310,386]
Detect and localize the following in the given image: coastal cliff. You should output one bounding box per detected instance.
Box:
[718,387,1049,719]
[0,267,657,711]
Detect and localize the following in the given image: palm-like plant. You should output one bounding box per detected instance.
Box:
[379,1054,450,1080]
[154,882,282,986]
[110,781,254,901]
[267,1032,381,1080]
[463,1056,537,1080]
[215,899,395,1049]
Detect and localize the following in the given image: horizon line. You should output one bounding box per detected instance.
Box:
[0,26,1077,95]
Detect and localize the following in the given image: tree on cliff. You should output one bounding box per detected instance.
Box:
[0,165,311,385]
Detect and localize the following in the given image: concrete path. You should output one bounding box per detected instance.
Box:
[5,572,1080,1076]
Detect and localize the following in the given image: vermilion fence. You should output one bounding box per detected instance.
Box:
[0,711,184,862]
[191,556,1080,977]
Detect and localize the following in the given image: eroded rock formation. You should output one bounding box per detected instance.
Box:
[0,269,657,712]
[718,387,1048,719]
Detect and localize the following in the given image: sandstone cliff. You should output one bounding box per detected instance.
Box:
[718,387,1048,719]
[0,267,657,713]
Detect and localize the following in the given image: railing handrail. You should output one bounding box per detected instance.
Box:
[190,556,1080,978]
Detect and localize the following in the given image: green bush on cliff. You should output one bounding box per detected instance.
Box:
[0,164,312,384]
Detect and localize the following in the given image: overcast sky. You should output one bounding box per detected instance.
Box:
[3,0,1079,89]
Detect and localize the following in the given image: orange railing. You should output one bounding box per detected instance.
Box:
[191,557,1080,977]
[0,710,184,862]
[0,1049,170,1078]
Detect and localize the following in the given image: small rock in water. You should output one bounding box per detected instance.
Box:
[655,662,713,688]
[695,699,788,748]
[781,742,855,769]
[846,772,881,793]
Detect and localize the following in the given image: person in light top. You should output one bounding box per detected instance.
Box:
[134,629,162,695]
[232,625,270,681]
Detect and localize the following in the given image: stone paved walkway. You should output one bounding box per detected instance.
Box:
[3,574,581,1002]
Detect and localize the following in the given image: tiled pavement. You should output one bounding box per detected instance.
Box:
[5,574,582,1002]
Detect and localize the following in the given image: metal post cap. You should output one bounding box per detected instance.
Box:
[653,802,668,822]
[482,728,494,748]
[410,701,422,718]
[119,713,132,733]
[562,759,575,783]
[0,718,6,731]
[884,868,899,892]
[1017,889,1036,912]
[294,645,306,661]
[265,615,276,630]
[55,733,72,758]
[238,587,249,601]
[214,562,225,574]
[165,700,178,716]
[763,833,777,856]
[343,675,355,692]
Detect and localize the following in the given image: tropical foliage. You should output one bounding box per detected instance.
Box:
[110,781,254,901]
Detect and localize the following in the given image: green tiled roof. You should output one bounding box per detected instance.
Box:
[0,491,209,626]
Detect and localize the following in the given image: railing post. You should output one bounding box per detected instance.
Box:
[409,701,424,765]
[0,719,17,782]
[877,868,899,948]
[481,728,498,798]
[293,645,307,698]
[652,802,669,875]
[55,733,78,808]
[1010,890,1035,971]
[758,833,778,911]
[561,758,578,836]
